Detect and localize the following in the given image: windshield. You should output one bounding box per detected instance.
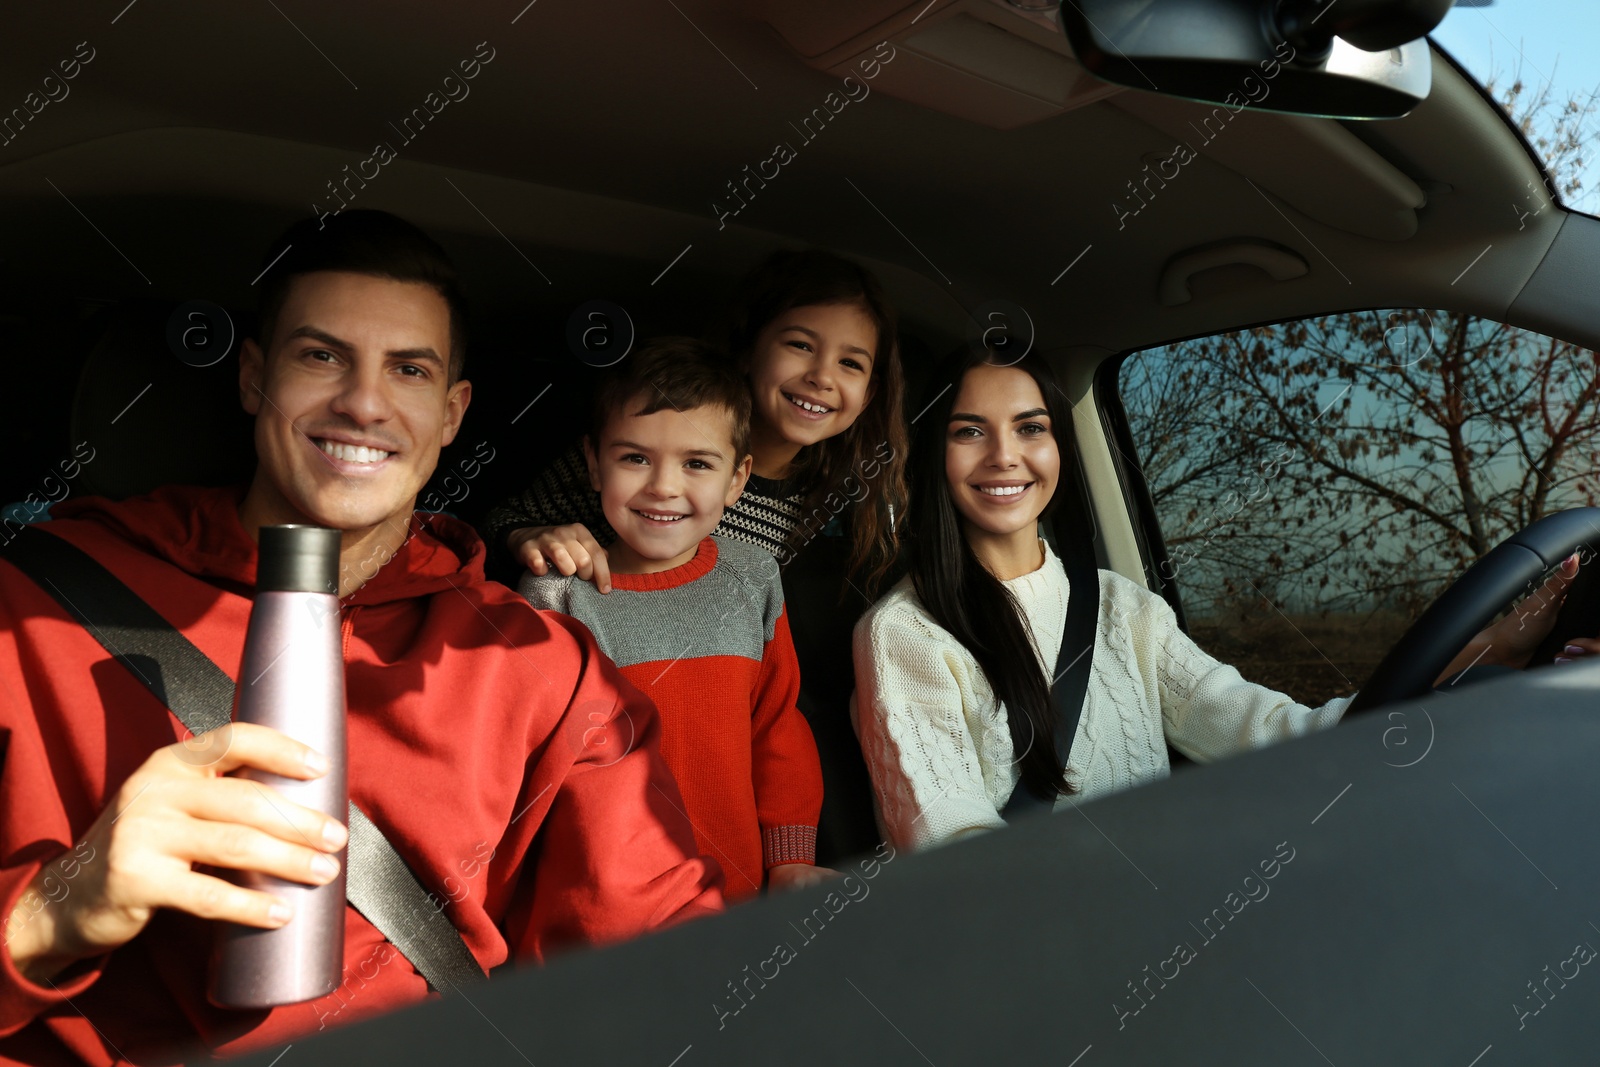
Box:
[1431,0,1600,217]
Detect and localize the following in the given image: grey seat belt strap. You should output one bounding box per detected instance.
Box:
[5,525,487,992]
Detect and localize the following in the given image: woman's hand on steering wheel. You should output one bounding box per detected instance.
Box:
[1555,637,1600,666]
[1434,552,1582,684]
[1352,509,1600,714]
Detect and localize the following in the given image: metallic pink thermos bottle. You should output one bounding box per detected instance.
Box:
[209,524,348,1008]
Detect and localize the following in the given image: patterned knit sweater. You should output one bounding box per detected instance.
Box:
[485,442,804,563]
[520,535,823,901]
[850,540,1351,852]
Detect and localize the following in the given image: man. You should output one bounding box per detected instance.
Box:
[0,210,723,1062]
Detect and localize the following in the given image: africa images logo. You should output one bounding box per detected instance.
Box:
[711,41,897,230]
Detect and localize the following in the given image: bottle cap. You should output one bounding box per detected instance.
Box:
[257,525,341,594]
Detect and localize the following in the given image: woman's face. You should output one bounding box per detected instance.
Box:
[944,362,1060,543]
[746,301,879,449]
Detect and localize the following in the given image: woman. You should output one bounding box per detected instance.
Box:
[483,249,909,595]
[851,347,1582,852]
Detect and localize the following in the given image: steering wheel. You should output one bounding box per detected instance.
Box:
[1344,507,1600,716]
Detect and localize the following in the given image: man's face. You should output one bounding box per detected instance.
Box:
[585,397,751,572]
[238,271,470,536]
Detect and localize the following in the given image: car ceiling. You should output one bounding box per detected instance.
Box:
[0,0,1575,370]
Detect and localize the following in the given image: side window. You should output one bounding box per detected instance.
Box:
[1112,309,1600,705]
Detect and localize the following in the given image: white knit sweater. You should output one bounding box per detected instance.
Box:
[849,540,1351,851]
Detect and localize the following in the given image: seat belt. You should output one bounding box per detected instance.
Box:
[5,525,487,993]
[1002,552,1100,817]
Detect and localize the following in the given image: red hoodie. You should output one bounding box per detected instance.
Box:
[0,485,724,1064]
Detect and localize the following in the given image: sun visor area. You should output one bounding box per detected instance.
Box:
[1157,239,1310,306]
[765,0,1424,235]
[763,0,1124,130]
[1109,91,1426,241]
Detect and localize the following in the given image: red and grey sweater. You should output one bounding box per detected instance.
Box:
[521,536,823,901]
[0,485,722,1064]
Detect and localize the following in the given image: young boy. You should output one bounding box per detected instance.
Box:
[519,338,830,901]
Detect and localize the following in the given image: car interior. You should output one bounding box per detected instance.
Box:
[4,0,1598,880]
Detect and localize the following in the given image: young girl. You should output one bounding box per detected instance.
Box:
[850,346,1581,852]
[484,249,909,594]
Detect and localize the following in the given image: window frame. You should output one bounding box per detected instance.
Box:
[1094,303,1483,633]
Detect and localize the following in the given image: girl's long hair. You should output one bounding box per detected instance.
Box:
[906,345,1078,802]
[715,249,908,595]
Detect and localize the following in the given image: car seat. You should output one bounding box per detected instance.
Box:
[69,300,255,500]
[782,530,903,866]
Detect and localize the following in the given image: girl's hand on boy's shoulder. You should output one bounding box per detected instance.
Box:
[510,523,612,593]
[767,863,841,893]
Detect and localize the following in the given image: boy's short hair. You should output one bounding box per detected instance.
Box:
[591,337,752,460]
[253,209,469,382]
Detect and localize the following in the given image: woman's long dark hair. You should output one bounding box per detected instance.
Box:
[714,249,909,596]
[906,345,1078,802]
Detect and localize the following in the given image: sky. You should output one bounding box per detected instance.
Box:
[1431,0,1600,215]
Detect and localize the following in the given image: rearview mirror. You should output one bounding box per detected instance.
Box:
[1057,0,1458,119]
